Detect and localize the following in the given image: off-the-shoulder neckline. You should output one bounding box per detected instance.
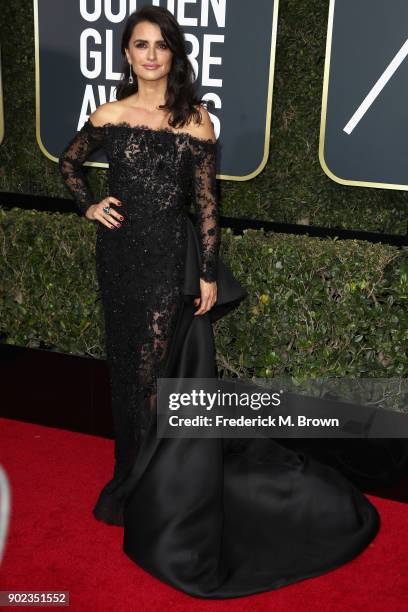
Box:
[86,118,217,145]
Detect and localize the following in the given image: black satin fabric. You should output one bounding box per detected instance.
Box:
[117,216,380,599]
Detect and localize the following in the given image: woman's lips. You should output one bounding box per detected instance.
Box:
[143,65,159,70]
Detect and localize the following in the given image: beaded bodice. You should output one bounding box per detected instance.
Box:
[58,118,220,282]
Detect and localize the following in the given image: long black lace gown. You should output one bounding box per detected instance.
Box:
[59,116,380,599]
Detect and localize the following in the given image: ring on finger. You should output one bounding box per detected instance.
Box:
[102,205,111,215]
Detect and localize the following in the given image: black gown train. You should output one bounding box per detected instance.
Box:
[58,115,380,599]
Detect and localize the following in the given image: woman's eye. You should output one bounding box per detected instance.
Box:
[135,42,167,49]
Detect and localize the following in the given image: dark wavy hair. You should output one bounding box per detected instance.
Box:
[115,5,211,129]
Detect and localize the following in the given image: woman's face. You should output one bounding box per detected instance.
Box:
[125,20,173,82]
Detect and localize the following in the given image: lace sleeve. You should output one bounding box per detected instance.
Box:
[189,136,221,282]
[58,118,105,216]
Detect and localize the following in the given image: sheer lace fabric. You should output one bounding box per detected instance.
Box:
[58,118,221,524]
[58,119,220,282]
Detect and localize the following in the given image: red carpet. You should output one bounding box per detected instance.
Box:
[0,417,407,611]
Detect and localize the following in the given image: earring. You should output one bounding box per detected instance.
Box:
[128,63,134,85]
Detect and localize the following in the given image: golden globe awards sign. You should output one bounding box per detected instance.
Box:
[320,0,408,191]
[34,0,279,181]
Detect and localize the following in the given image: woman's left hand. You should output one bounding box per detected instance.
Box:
[193,279,217,315]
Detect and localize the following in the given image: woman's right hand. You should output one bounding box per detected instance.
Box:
[85,196,124,229]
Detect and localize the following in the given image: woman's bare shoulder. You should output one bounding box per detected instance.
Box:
[89,101,125,127]
[185,104,216,143]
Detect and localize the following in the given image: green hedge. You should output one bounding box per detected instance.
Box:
[0,0,407,233]
[1,207,407,382]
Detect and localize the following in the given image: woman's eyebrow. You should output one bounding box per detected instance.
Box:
[134,38,165,43]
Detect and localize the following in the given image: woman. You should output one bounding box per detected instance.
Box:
[59,5,380,600]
